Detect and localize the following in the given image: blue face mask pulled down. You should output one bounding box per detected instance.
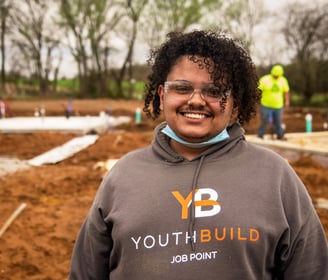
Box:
[161,125,229,148]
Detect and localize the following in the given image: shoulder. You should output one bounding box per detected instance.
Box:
[259,75,273,87]
[259,74,272,82]
[243,140,293,170]
[279,76,289,84]
[95,146,153,196]
[243,140,282,159]
[114,146,152,167]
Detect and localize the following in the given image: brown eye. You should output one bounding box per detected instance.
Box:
[170,82,193,94]
[204,87,222,98]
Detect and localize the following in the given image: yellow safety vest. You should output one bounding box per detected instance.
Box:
[259,74,290,109]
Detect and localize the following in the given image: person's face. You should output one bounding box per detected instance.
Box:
[158,55,237,143]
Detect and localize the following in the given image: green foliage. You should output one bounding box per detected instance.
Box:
[291,92,328,107]
[154,0,222,32]
[108,80,145,99]
[56,79,79,89]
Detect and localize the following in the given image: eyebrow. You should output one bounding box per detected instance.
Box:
[169,80,215,85]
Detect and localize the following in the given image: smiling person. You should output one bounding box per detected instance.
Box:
[69,30,328,279]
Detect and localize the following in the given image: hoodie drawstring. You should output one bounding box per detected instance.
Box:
[188,155,205,251]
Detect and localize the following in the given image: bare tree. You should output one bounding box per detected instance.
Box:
[10,0,60,95]
[0,0,12,93]
[156,0,221,32]
[215,0,265,53]
[111,0,148,98]
[140,0,222,50]
[282,1,328,101]
[59,0,125,97]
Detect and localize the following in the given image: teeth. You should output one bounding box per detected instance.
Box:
[184,113,205,119]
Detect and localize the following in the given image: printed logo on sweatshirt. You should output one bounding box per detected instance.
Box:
[130,187,261,266]
[130,227,260,264]
[172,188,221,219]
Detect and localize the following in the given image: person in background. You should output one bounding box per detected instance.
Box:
[0,98,11,118]
[257,64,290,140]
[69,30,327,280]
[0,99,6,118]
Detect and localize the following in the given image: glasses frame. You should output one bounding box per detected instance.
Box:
[163,80,231,103]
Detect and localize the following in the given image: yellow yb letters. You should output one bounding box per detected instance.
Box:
[172,188,221,219]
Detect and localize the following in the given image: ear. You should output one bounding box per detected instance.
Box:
[158,84,165,111]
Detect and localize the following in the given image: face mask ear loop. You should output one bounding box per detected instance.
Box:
[188,155,205,251]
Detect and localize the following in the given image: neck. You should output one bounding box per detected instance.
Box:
[161,124,230,160]
[170,139,209,160]
[161,125,230,149]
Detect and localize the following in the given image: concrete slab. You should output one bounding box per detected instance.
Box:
[0,157,30,176]
[28,135,99,166]
[246,131,328,157]
[0,115,131,134]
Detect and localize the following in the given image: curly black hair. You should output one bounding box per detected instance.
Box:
[143,30,261,125]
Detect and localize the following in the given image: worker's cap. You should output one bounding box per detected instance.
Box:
[271,65,284,77]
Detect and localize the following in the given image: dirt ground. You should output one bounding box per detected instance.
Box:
[0,98,327,279]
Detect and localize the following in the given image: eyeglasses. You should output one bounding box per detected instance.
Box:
[163,80,230,103]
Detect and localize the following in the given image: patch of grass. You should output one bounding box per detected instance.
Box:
[56,79,79,89]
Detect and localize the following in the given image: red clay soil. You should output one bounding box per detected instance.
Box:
[0,99,327,279]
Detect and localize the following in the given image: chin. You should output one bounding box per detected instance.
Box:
[180,132,211,142]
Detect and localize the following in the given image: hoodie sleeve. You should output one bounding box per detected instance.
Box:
[68,199,112,280]
[281,210,328,279]
[273,164,328,279]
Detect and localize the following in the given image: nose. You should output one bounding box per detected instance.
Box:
[188,89,206,105]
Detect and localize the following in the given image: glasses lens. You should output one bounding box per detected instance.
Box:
[165,81,193,96]
[203,85,225,102]
[164,81,229,103]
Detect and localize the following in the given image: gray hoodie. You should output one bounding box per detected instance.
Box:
[69,122,328,279]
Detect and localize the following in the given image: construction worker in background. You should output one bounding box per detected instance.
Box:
[257,64,290,140]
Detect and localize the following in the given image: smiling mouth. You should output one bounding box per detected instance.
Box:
[183,112,207,119]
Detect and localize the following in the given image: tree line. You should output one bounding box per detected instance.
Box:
[0,0,327,103]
